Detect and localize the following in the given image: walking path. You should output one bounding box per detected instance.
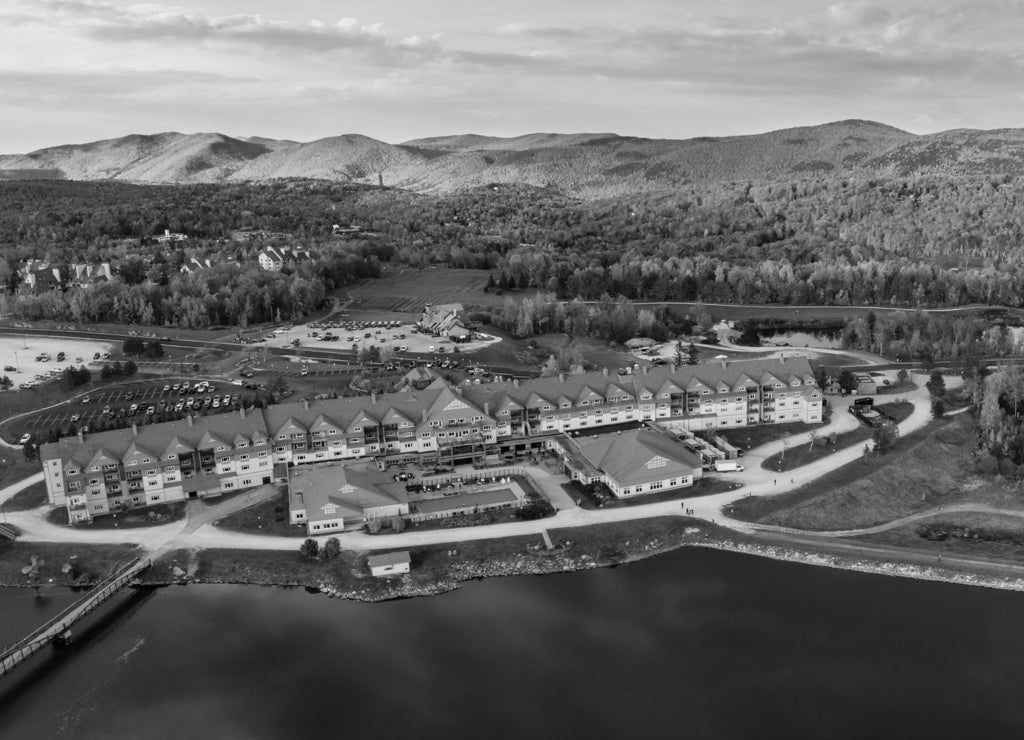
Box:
[0,368,975,560]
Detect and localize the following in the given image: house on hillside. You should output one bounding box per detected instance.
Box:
[20,260,69,293]
[70,262,112,287]
[419,303,471,341]
[155,229,188,244]
[552,427,703,498]
[258,246,312,271]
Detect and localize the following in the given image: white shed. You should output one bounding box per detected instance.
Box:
[367,551,411,577]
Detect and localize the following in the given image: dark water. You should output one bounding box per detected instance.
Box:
[2,548,1024,739]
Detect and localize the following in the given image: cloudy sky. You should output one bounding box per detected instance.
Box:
[2,0,1022,151]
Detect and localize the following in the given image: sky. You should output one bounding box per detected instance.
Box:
[2,0,1024,152]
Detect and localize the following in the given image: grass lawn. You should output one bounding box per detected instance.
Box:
[718,420,825,453]
[760,401,913,473]
[2,479,49,511]
[856,512,1024,564]
[0,455,41,490]
[213,490,305,538]
[0,541,141,586]
[45,501,186,529]
[347,267,531,312]
[727,414,1024,532]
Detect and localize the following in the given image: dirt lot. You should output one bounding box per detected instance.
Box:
[0,335,113,390]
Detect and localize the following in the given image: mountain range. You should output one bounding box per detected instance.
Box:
[4,120,1024,198]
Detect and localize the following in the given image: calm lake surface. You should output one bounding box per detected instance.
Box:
[2,547,1024,739]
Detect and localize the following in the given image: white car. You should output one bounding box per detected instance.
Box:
[232,379,244,386]
[19,433,32,444]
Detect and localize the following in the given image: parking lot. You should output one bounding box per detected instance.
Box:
[16,378,267,436]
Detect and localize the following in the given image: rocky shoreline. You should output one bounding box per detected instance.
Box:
[6,524,1024,599]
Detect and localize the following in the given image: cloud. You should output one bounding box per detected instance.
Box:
[17,0,442,64]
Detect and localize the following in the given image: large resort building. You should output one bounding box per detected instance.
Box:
[41,356,822,524]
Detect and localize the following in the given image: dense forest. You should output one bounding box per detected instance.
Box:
[4,174,1024,327]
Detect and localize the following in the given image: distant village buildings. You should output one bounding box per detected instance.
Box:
[19,259,112,293]
[257,246,313,271]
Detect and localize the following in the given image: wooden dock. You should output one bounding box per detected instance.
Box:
[0,557,151,679]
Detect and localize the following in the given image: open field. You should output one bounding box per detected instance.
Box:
[0,335,113,390]
[346,267,535,311]
[728,414,1024,531]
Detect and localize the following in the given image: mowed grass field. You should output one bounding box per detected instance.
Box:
[346,267,537,312]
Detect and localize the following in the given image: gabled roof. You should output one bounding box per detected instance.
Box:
[525,391,554,410]
[309,414,340,434]
[570,429,702,487]
[273,416,308,437]
[684,377,708,393]
[162,436,194,459]
[198,430,232,450]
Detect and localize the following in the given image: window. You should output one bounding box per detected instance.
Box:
[127,459,137,466]
[216,446,226,452]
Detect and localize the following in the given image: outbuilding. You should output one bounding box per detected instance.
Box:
[367,551,411,577]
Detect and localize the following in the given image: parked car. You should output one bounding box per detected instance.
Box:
[70,413,81,422]
[102,405,111,415]
[232,379,244,386]
[19,433,32,444]
[3,365,15,372]
[82,395,91,403]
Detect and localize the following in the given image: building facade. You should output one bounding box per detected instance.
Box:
[41,357,822,523]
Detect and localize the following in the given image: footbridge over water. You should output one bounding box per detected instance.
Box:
[0,557,151,679]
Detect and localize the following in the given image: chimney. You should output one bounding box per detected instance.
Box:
[484,401,490,416]
[455,386,463,396]
[721,360,728,369]
[303,399,310,410]
[131,423,137,435]
[642,366,649,375]
[239,407,246,420]
[670,364,677,373]
[187,415,194,427]
[77,428,84,442]
[603,367,609,377]
[513,378,520,388]
[371,392,377,404]
[559,372,565,383]
[422,409,428,422]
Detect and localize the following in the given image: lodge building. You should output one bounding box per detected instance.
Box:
[40,356,822,523]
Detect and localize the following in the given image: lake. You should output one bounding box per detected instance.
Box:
[2,547,1024,739]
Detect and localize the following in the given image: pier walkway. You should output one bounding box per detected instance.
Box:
[0,557,151,678]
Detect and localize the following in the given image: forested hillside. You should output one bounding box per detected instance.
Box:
[3,173,1024,329]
